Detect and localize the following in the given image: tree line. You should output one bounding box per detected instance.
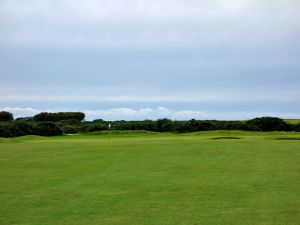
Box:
[0,111,300,137]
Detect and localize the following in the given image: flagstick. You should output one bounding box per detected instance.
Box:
[108,123,111,144]
[109,129,111,144]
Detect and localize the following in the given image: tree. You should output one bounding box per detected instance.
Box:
[36,122,63,136]
[63,125,79,134]
[156,119,173,132]
[15,121,37,135]
[33,112,85,122]
[0,111,13,121]
[15,117,33,121]
[0,123,12,137]
[245,117,291,131]
[293,123,300,132]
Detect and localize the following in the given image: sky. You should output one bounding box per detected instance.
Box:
[0,0,300,121]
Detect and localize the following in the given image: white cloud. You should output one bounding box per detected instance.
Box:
[0,107,40,118]
[84,106,210,120]
[0,106,208,120]
[1,106,300,121]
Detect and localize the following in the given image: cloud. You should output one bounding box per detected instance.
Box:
[0,0,299,120]
[1,0,299,49]
[1,106,300,121]
[0,106,208,120]
[0,107,40,118]
[85,106,209,120]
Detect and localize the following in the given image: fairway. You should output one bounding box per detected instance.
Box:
[1,131,300,225]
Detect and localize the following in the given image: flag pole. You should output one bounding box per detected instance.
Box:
[108,122,111,144]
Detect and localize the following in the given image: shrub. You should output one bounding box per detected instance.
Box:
[245,117,291,131]
[34,112,85,122]
[36,122,63,136]
[15,117,33,121]
[58,119,82,126]
[85,123,107,132]
[62,125,79,134]
[14,121,37,135]
[293,123,300,132]
[0,123,12,137]
[0,122,30,137]
[244,124,261,131]
[156,119,173,132]
[9,123,26,137]
[0,111,13,121]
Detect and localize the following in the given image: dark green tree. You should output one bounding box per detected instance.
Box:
[0,111,14,121]
[34,112,85,122]
[245,117,292,131]
[36,122,63,136]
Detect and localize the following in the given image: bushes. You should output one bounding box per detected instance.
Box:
[293,123,300,132]
[155,119,174,132]
[34,112,85,122]
[81,118,299,133]
[0,121,63,137]
[0,123,13,137]
[80,123,107,132]
[0,122,62,137]
[36,122,63,136]
[0,111,13,121]
[62,125,79,134]
[15,121,37,135]
[1,111,300,138]
[245,117,292,131]
[0,122,37,137]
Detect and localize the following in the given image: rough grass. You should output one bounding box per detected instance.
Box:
[1,131,300,225]
[284,119,300,125]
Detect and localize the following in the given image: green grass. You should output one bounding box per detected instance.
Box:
[284,119,300,125]
[1,131,300,225]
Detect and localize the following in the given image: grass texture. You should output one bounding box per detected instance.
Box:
[1,131,300,225]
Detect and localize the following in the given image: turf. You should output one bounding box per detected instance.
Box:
[284,119,300,125]
[1,131,300,225]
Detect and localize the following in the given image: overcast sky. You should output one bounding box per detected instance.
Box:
[0,0,299,120]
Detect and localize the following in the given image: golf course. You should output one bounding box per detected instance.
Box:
[1,131,300,225]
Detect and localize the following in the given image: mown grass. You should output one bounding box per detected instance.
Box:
[1,131,300,225]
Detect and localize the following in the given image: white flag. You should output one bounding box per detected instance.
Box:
[108,123,111,129]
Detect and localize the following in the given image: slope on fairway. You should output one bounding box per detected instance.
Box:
[1,131,300,225]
